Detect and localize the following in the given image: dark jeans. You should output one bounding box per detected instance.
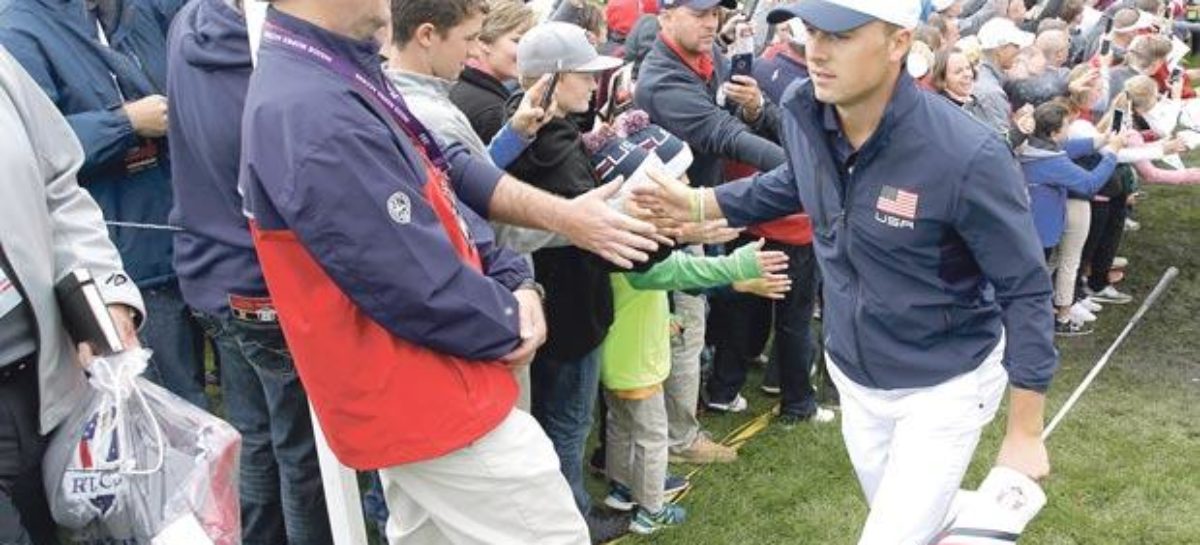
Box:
[194,313,332,545]
[0,360,57,545]
[529,347,601,515]
[140,282,208,410]
[708,242,819,417]
[1082,199,1127,293]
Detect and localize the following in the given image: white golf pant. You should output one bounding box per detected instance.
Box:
[828,337,1009,545]
[377,409,589,545]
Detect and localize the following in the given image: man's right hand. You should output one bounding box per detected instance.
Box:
[75,304,141,369]
[123,95,169,138]
[500,287,546,368]
[631,169,699,223]
[563,181,662,269]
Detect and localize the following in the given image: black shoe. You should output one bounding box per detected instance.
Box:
[588,447,606,477]
[586,508,632,544]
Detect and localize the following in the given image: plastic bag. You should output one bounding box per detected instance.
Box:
[43,349,242,545]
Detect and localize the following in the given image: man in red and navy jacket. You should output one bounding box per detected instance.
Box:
[238,2,600,542]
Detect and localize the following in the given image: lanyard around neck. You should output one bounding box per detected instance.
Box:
[260,21,450,173]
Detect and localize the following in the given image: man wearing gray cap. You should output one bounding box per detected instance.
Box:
[634,1,1058,543]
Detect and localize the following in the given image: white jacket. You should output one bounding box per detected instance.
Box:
[0,46,143,434]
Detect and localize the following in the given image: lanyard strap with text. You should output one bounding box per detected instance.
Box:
[259,22,450,173]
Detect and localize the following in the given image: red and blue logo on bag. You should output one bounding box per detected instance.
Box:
[64,406,124,516]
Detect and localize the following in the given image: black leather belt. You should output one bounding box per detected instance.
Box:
[0,355,34,384]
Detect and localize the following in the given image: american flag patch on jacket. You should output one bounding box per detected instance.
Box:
[876,186,919,220]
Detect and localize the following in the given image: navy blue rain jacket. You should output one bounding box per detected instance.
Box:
[715,73,1059,393]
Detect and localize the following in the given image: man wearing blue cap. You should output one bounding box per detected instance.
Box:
[634,1,1058,542]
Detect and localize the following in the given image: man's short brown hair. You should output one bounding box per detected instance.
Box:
[392,0,490,45]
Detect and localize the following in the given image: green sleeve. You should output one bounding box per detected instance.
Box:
[625,246,762,291]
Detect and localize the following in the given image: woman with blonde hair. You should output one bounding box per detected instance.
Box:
[451,0,539,142]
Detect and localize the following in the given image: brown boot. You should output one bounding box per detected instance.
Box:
[669,434,737,464]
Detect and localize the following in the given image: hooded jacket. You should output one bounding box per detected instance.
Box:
[0,0,184,288]
[715,73,1058,394]
[1018,137,1116,248]
[166,0,261,317]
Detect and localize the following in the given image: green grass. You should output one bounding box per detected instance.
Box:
[610,184,1200,544]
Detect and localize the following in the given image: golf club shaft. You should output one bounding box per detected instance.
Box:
[1042,267,1180,440]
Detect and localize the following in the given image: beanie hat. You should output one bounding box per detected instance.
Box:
[614,110,694,180]
[583,123,667,209]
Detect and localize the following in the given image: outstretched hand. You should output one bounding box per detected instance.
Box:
[631,169,696,223]
[733,239,792,300]
[564,181,662,269]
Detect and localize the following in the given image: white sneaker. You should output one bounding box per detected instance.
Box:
[1079,297,1103,313]
[810,407,836,423]
[706,394,748,413]
[1069,303,1097,323]
[1091,286,1133,305]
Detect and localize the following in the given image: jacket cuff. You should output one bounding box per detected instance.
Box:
[450,154,505,219]
[95,270,146,330]
[1007,376,1051,394]
[109,105,141,150]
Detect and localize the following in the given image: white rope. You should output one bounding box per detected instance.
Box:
[104,220,185,232]
[1042,267,1180,440]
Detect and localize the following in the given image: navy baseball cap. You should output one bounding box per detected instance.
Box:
[659,0,738,11]
[767,0,921,33]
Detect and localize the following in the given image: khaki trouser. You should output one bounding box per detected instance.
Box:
[604,388,670,513]
[378,410,588,545]
[1048,199,1093,308]
[666,290,706,454]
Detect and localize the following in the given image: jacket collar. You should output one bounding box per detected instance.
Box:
[386,67,455,100]
[799,71,922,158]
[458,65,511,100]
[657,33,713,82]
[978,59,1005,86]
[265,7,382,78]
[1018,136,1064,160]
